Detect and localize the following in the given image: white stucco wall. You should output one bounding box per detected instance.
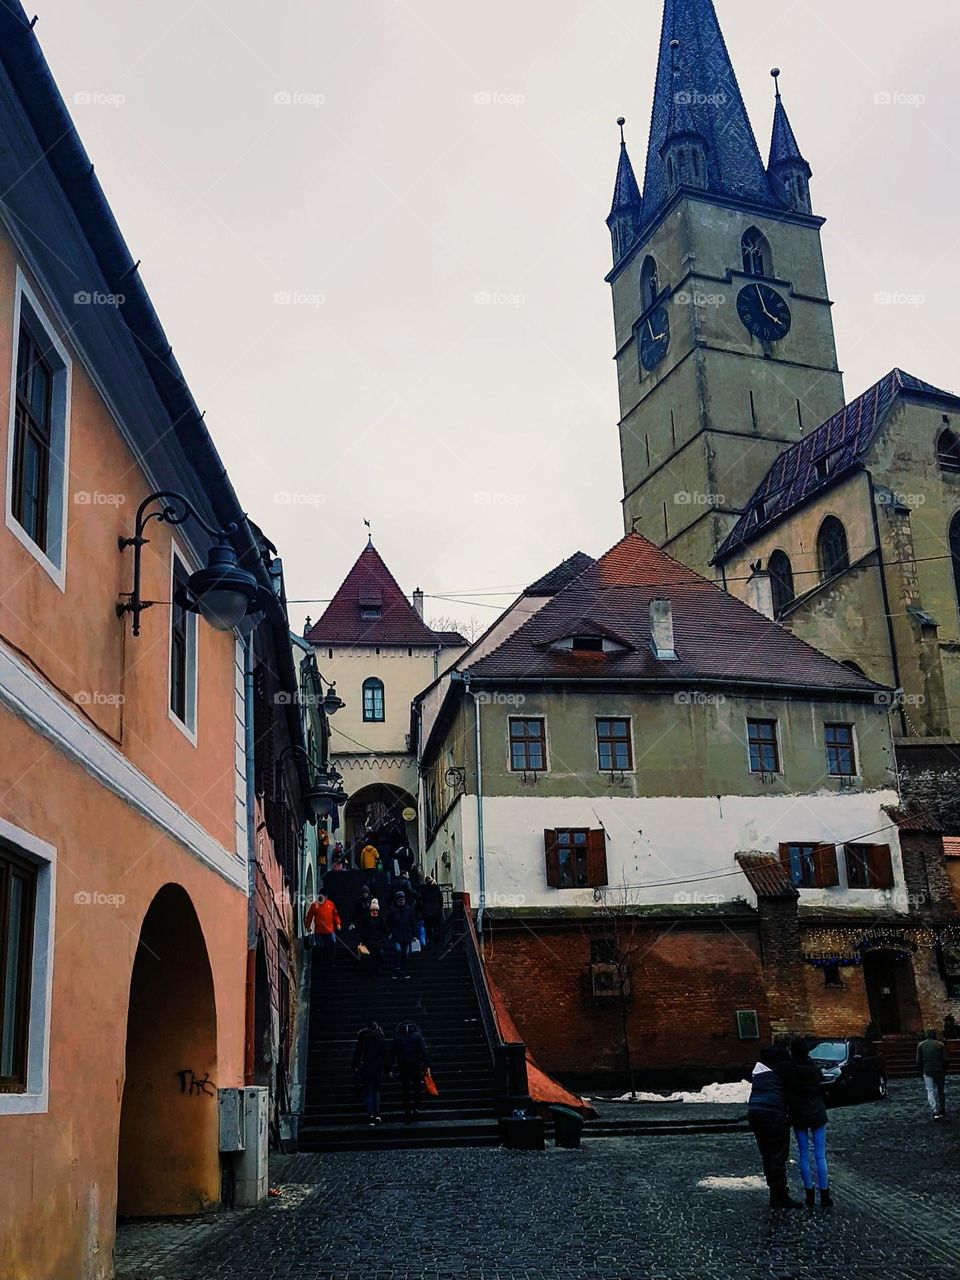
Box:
[452,790,905,913]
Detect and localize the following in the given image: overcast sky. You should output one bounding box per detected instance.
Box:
[35,0,960,632]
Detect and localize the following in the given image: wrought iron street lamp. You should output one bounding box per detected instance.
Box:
[117,490,269,636]
[278,744,348,821]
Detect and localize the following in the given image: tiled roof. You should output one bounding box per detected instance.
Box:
[607,142,643,223]
[736,853,798,900]
[715,369,959,562]
[464,533,884,694]
[769,93,808,173]
[524,552,596,597]
[640,0,783,232]
[305,543,466,647]
[884,805,943,834]
[943,837,960,859]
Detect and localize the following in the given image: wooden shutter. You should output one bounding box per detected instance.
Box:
[544,830,560,888]
[778,843,792,872]
[867,844,894,890]
[813,843,839,887]
[587,829,609,887]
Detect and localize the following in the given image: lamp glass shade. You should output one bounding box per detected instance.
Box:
[188,543,259,631]
[196,588,251,631]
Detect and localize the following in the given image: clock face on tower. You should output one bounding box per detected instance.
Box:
[736,283,792,343]
[639,304,670,371]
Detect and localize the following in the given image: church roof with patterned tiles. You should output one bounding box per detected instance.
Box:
[305,542,465,647]
[524,551,596,597]
[714,369,960,563]
[464,533,884,695]
[640,0,786,232]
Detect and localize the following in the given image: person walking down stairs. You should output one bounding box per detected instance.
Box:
[387,891,416,980]
[392,1021,429,1124]
[358,899,389,979]
[352,1021,390,1127]
[304,893,341,970]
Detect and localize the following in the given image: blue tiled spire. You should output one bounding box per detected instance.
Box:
[640,0,783,230]
[767,70,812,212]
[607,119,644,265]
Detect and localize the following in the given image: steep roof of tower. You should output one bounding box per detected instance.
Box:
[714,369,960,562]
[769,92,809,172]
[305,543,466,646]
[607,141,643,223]
[464,533,883,694]
[641,0,784,230]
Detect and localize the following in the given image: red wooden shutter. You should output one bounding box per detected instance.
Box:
[778,843,792,872]
[813,844,839,887]
[587,829,609,887]
[868,844,894,889]
[544,830,560,888]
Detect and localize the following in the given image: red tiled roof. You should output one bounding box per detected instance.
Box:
[943,837,960,859]
[736,853,798,900]
[884,805,943,834]
[463,533,885,694]
[305,543,466,647]
[524,552,595,597]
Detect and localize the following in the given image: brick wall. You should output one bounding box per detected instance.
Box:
[801,960,871,1038]
[757,897,811,1035]
[896,742,960,832]
[484,917,770,1084]
[899,832,955,916]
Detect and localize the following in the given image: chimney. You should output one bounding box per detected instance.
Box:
[413,587,424,618]
[649,598,677,660]
[747,561,775,620]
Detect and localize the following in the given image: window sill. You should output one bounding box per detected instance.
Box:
[4,511,66,591]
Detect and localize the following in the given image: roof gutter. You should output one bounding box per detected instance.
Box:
[0,3,308,773]
[452,670,891,701]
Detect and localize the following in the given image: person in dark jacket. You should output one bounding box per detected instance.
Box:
[358,899,389,978]
[387,891,416,979]
[747,1041,801,1209]
[391,1020,429,1123]
[352,1021,390,1125]
[917,1028,949,1119]
[420,876,445,943]
[788,1037,832,1208]
[350,884,373,933]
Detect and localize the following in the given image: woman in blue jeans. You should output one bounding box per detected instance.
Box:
[789,1037,832,1208]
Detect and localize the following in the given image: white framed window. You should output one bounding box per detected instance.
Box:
[5,269,72,590]
[0,816,55,1115]
[169,543,198,742]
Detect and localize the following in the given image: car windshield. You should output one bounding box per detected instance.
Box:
[809,1040,847,1063]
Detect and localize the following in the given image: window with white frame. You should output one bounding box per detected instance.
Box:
[5,273,71,587]
[170,548,198,737]
[0,818,54,1113]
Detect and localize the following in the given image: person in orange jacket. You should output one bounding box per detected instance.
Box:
[304,892,341,969]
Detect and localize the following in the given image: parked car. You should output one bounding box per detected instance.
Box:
[809,1037,887,1104]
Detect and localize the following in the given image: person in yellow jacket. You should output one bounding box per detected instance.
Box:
[360,838,380,885]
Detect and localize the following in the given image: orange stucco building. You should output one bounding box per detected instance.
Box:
[0,6,310,1276]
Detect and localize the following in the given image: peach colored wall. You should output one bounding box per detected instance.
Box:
[0,232,236,850]
[0,708,247,1280]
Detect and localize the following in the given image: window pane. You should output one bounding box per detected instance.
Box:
[510,743,526,770]
[612,722,628,737]
[30,360,51,423]
[573,831,587,845]
[598,743,612,770]
[527,744,543,770]
[1,875,25,1077]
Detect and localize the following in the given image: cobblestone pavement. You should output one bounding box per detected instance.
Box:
[115,1081,958,1280]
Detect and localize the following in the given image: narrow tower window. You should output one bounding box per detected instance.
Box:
[817,516,849,580]
[640,256,660,311]
[768,550,795,617]
[741,227,772,277]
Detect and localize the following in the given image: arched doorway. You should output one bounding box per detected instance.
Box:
[117,884,219,1217]
[861,945,922,1035]
[344,782,418,863]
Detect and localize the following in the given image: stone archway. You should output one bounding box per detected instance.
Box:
[117,884,219,1217]
[344,782,418,862]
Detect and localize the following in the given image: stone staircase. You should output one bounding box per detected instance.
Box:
[298,924,502,1152]
[881,1034,960,1078]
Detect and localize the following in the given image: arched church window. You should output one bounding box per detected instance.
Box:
[666,156,675,189]
[817,516,849,581]
[937,427,960,474]
[362,677,385,722]
[768,549,795,617]
[741,227,772,277]
[950,512,960,617]
[640,256,660,311]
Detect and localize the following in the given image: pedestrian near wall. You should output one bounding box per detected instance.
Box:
[747,1042,801,1210]
[304,892,341,970]
[392,1020,429,1124]
[352,1021,390,1126]
[788,1037,832,1208]
[917,1028,949,1120]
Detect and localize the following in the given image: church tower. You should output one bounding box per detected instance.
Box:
[607,0,845,571]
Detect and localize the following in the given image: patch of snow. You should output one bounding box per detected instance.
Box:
[611,1080,750,1104]
[697,1175,767,1191]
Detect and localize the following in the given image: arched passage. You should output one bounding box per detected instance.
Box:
[344,782,418,864]
[117,884,219,1217]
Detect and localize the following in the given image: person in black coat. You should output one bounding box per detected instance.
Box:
[747,1041,801,1209]
[788,1037,832,1208]
[420,876,445,943]
[386,891,416,979]
[391,1020,429,1123]
[358,899,389,978]
[352,1021,390,1125]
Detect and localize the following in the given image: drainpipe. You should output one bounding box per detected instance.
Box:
[464,676,486,942]
[243,635,258,1085]
[867,474,908,737]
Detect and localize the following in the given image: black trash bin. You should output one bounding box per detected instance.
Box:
[550,1105,584,1149]
[498,1112,545,1150]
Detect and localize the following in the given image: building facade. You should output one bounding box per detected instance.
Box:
[413,534,942,1081]
[305,539,465,867]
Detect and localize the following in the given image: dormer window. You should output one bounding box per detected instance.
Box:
[358,587,382,621]
[359,605,381,620]
[571,635,604,653]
